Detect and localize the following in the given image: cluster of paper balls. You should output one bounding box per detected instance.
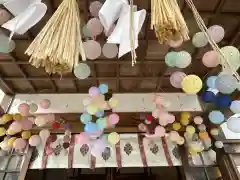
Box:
[165,51,192,68]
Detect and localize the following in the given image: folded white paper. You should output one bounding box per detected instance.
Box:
[2,2,47,37]
[3,0,41,16]
[98,0,128,33]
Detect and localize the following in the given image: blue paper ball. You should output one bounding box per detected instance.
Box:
[201,91,216,103]
[208,111,225,124]
[96,111,104,118]
[206,76,217,89]
[99,84,108,94]
[80,113,92,124]
[230,100,240,113]
[84,122,99,133]
[96,118,107,130]
[215,94,231,108]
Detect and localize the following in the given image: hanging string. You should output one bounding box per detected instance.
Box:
[130,0,137,66]
[185,0,240,81]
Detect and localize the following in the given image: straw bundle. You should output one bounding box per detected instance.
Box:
[151,0,189,43]
[185,0,240,81]
[25,0,86,74]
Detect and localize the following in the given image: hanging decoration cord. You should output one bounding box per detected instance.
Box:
[185,0,240,81]
[130,0,137,66]
[150,0,189,43]
[25,0,86,75]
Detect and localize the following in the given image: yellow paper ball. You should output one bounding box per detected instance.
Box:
[109,97,119,108]
[181,112,191,120]
[210,128,219,136]
[2,114,12,122]
[7,129,16,135]
[172,122,181,131]
[21,131,31,139]
[180,118,189,126]
[7,137,17,147]
[86,105,98,115]
[108,132,120,145]
[181,75,203,94]
[0,127,6,136]
[176,136,185,145]
[13,113,22,121]
[186,125,195,135]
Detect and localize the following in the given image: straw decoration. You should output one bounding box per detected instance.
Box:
[185,0,240,81]
[25,0,86,74]
[130,0,137,66]
[151,0,189,43]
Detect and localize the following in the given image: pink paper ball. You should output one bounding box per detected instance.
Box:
[89,1,102,17]
[208,25,225,43]
[0,8,11,26]
[83,40,102,60]
[87,18,103,37]
[167,113,176,124]
[109,113,119,124]
[158,112,172,126]
[202,50,220,68]
[13,138,26,150]
[29,135,41,147]
[9,121,22,133]
[155,126,166,137]
[170,71,187,88]
[40,99,51,109]
[193,116,203,125]
[18,103,30,116]
[153,95,164,105]
[76,132,90,145]
[89,86,100,96]
[102,43,118,58]
[168,37,183,48]
[21,119,33,130]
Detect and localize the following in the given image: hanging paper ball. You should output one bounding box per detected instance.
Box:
[13,113,21,121]
[230,100,240,113]
[169,131,180,142]
[208,111,225,124]
[96,118,107,129]
[40,99,51,109]
[95,111,104,118]
[215,74,237,94]
[83,97,92,107]
[0,127,6,136]
[82,25,92,39]
[210,128,219,136]
[175,51,192,68]
[215,94,231,108]
[109,97,119,108]
[172,122,181,131]
[29,103,38,113]
[227,116,240,133]
[21,131,31,139]
[39,129,50,142]
[0,8,11,25]
[80,113,92,124]
[181,75,203,94]
[201,91,216,103]
[193,116,203,125]
[108,132,120,145]
[52,121,61,129]
[192,32,208,47]
[89,1,103,17]
[34,116,47,127]
[87,18,103,37]
[0,140,10,151]
[154,126,166,137]
[86,105,98,115]
[7,137,16,147]
[168,36,183,48]
[198,124,207,132]
[102,43,118,58]
[13,138,26,150]
[170,71,187,88]
[215,141,223,148]
[89,86,100,96]
[186,125,196,134]
[0,34,15,53]
[220,46,240,71]
[91,138,108,156]
[206,76,217,89]
[180,118,190,126]
[202,51,220,68]
[83,40,101,60]
[6,129,15,135]
[181,112,191,120]
[208,25,225,43]
[84,122,99,133]
[2,114,12,123]
[74,63,91,80]
[176,137,185,145]
[109,113,119,124]
[99,83,108,94]
[21,119,33,130]
[9,121,22,133]
[18,103,30,116]
[29,135,41,147]
[165,51,177,67]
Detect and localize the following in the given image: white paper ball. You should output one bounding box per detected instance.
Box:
[74,63,91,80]
[215,74,237,94]
[208,25,225,43]
[230,100,240,113]
[220,46,240,71]
[215,141,223,148]
[102,43,118,58]
[192,32,208,48]
[227,116,240,133]
[175,51,192,68]
[83,40,102,60]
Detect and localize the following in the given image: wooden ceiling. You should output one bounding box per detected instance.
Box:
[0,0,240,95]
